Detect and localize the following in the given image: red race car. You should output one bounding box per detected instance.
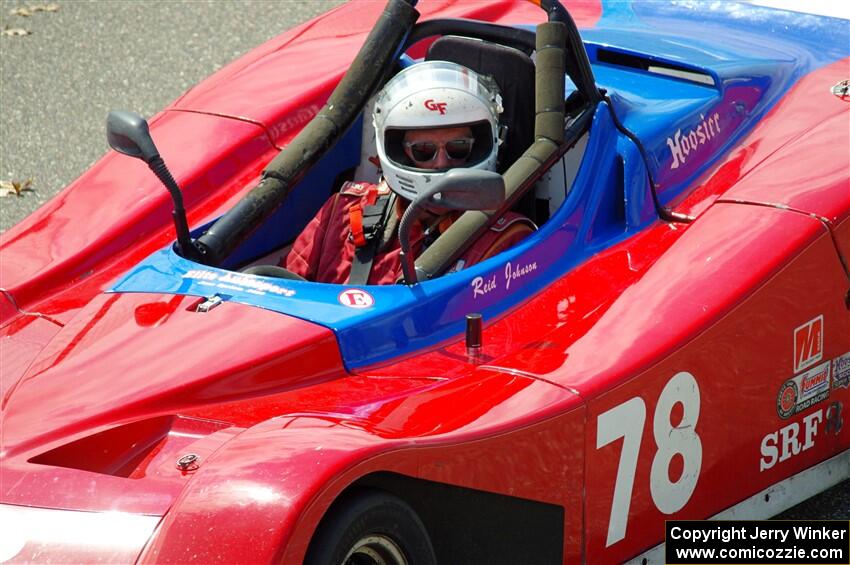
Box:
[1,0,848,563]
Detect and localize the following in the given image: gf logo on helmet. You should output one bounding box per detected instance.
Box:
[424,99,447,115]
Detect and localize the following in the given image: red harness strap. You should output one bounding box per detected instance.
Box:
[348,185,380,248]
[349,204,366,247]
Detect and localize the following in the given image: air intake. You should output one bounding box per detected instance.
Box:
[596,48,716,87]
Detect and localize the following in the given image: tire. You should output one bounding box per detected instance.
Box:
[304,489,437,565]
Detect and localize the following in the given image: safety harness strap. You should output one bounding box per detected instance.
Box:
[348,193,394,284]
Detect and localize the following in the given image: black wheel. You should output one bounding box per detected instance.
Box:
[305,489,437,565]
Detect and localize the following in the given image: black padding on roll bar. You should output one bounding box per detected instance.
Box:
[196,0,419,265]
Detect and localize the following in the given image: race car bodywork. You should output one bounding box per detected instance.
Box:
[1,0,848,563]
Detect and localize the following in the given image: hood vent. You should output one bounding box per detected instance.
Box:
[596,47,716,87]
[29,415,230,479]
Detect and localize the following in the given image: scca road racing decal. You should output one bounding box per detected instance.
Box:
[832,352,850,390]
[776,360,831,420]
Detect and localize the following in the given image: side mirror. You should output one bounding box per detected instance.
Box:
[106,110,202,262]
[421,169,505,211]
[106,110,160,164]
[398,169,506,284]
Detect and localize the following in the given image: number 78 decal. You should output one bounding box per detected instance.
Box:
[596,372,702,547]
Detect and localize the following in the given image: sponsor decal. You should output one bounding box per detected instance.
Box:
[832,351,850,390]
[472,260,538,299]
[424,99,447,115]
[338,289,374,308]
[760,407,838,471]
[793,315,823,372]
[269,104,321,140]
[666,112,721,170]
[183,270,295,297]
[801,367,829,394]
[777,380,798,419]
[776,360,831,420]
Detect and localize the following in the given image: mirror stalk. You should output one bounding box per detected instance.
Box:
[106,110,202,263]
[398,203,423,284]
[148,155,201,262]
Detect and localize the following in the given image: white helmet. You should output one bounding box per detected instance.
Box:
[372,61,503,200]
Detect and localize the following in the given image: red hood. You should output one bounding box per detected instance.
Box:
[0,292,345,513]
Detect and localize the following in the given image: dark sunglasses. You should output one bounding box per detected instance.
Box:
[403,138,475,163]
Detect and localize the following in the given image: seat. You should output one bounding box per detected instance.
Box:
[426,35,536,174]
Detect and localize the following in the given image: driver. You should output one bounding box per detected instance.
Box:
[284,61,535,285]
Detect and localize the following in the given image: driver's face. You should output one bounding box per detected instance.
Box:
[403,126,474,170]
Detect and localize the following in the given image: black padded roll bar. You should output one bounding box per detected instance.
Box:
[540,0,601,105]
[411,21,568,282]
[195,0,420,265]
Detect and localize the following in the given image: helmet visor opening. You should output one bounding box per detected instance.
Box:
[383,121,495,172]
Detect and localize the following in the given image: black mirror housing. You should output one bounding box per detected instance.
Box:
[420,169,505,212]
[106,110,160,164]
[398,169,506,284]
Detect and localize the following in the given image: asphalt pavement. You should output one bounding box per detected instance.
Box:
[0,0,846,523]
[0,0,341,230]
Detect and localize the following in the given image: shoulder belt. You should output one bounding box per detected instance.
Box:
[347,182,394,285]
